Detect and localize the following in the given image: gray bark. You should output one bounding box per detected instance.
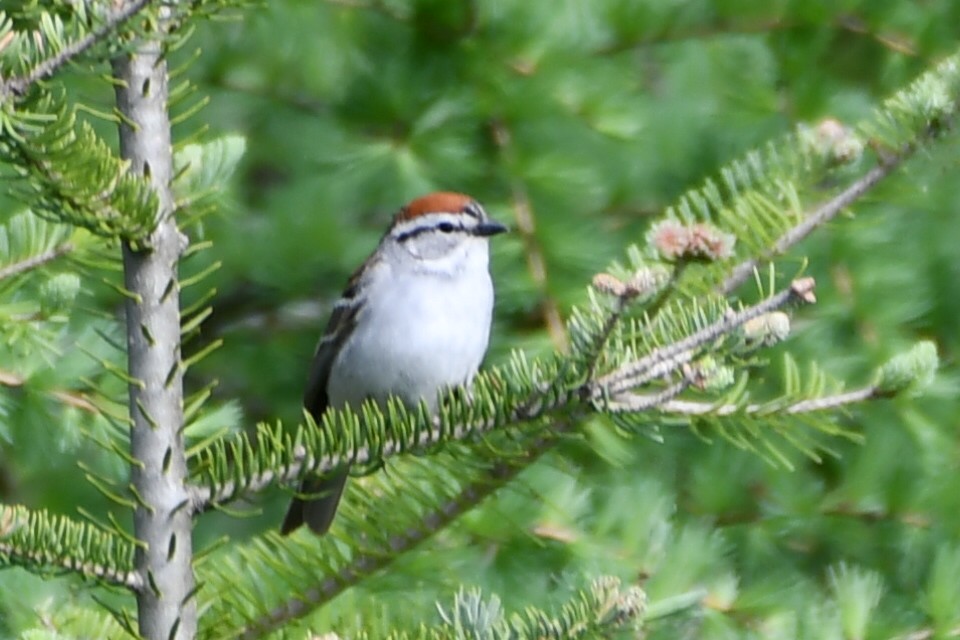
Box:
[113,29,197,640]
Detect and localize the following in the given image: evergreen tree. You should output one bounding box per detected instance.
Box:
[0,2,958,638]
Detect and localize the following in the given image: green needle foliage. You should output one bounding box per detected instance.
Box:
[0,92,159,240]
[0,2,958,639]
[0,504,137,588]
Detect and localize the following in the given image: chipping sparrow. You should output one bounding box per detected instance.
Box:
[281,192,507,535]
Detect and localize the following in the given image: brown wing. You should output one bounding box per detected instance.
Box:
[302,298,361,416]
[280,261,369,535]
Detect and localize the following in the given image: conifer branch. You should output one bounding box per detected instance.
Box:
[209,276,705,631]
[0,368,100,413]
[0,242,72,281]
[235,424,571,639]
[582,266,675,380]
[1,0,155,100]
[189,280,813,513]
[0,505,141,591]
[604,377,695,412]
[656,384,878,416]
[721,94,958,295]
[595,277,815,396]
[433,576,645,638]
[0,96,160,240]
[720,155,903,294]
[112,11,195,638]
[189,386,580,512]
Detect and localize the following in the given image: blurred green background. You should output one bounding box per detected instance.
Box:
[2,0,960,637]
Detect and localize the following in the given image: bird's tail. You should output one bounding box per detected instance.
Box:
[280,471,348,536]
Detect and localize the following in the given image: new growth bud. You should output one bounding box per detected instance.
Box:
[648,219,735,262]
[802,118,864,166]
[875,340,938,395]
[592,273,627,297]
[592,266,669,301]
[743,311,791,347]
[687,357,735,391]
[647,219,690,261]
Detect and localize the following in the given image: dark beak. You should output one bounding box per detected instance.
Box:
[473,220,509,237]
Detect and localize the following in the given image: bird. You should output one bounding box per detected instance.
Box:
[281,192,507,535]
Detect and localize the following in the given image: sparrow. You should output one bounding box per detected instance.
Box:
[281,192,507,535]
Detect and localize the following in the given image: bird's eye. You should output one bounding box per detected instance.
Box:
[438,222,455,233]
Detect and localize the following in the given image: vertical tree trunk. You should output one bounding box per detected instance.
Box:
[113,26,196,640]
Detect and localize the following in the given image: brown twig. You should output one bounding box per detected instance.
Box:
[603,377,692,412]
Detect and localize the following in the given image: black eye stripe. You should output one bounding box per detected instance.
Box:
[395,221,466,242]
[395,227,426,242]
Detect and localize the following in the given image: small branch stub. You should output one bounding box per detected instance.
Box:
[790,276,817,304]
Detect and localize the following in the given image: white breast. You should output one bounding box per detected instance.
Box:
[326,240,494,411]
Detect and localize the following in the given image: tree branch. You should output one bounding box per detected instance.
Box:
[188,279,815,512]
[0,505,142,591]
[0,537,142,590]
[643,384,878,416]
[1,0,155,100]
[603,379,693,412]
[596,277,816,396]
[720,148,910,294]
[234,376,699,632]
[113,13,195,639]
[0,367,100,413]
[236,422,574,639]
[0,243,72,281]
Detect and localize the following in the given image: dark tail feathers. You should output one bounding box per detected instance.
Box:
[280,471,348,536]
